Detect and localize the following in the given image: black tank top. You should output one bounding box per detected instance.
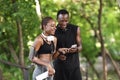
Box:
[37,39,54,55]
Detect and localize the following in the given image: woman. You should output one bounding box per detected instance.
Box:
[28,17,57,80]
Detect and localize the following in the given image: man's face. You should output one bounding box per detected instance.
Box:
[57,14,69,29]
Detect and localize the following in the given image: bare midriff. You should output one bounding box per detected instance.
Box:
[38,54,52,63]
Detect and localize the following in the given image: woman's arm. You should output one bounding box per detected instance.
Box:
[28,36,49,66]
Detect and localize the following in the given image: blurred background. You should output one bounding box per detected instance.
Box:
[0,0,120,80]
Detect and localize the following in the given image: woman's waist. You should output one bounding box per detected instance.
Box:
[39,55,52,63]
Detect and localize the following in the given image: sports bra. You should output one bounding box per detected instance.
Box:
[36,38,54,55]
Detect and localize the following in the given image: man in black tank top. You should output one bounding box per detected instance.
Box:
[53,9,82,80]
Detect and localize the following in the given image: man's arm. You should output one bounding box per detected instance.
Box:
[68,27,82,53]
[52,27,82,60]
[76,27,82,52]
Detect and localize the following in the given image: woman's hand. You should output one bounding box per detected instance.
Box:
[58,48,69,54]
[32,57,55,76]
[58,54,66,60]
[47,64,55,76]
[32,57,39,62]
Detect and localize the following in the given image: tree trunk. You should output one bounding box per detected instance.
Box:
[16,19,24,67]
[81,0,120,79]
[16,19,26,80]
[0,68,3,80]
[11,0,26,79]
[98,0,107,80]
[35,0,42,20]
[8,41,19,64]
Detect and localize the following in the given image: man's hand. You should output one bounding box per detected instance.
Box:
[69,47,78,53]
[68,44,78,53]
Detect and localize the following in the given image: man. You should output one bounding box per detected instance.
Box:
[53,9,82,80]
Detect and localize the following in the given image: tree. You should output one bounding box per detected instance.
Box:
[0,0,120,80]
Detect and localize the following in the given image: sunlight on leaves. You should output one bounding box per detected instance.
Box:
[95,42,101,48]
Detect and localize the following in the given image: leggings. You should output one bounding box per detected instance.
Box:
[32,65,53,80]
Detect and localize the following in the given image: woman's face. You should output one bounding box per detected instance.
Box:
[45,20,56,35]
[57,14,69,29]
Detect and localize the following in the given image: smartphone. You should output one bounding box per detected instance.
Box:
[71,44,77,48]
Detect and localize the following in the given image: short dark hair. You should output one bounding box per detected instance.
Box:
[41,17,53,30]
[57,9,69,19]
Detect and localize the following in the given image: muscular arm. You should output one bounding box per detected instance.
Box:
[66,27,82,53]
[76,27,82,52]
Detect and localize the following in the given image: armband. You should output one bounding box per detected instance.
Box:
[28,46,37,61]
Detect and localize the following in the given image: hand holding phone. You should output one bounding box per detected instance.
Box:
[69,44,78,53]
[71,44,77,48]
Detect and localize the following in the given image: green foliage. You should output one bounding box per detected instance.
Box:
[0,0,120,79]
[2,66,22,80]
